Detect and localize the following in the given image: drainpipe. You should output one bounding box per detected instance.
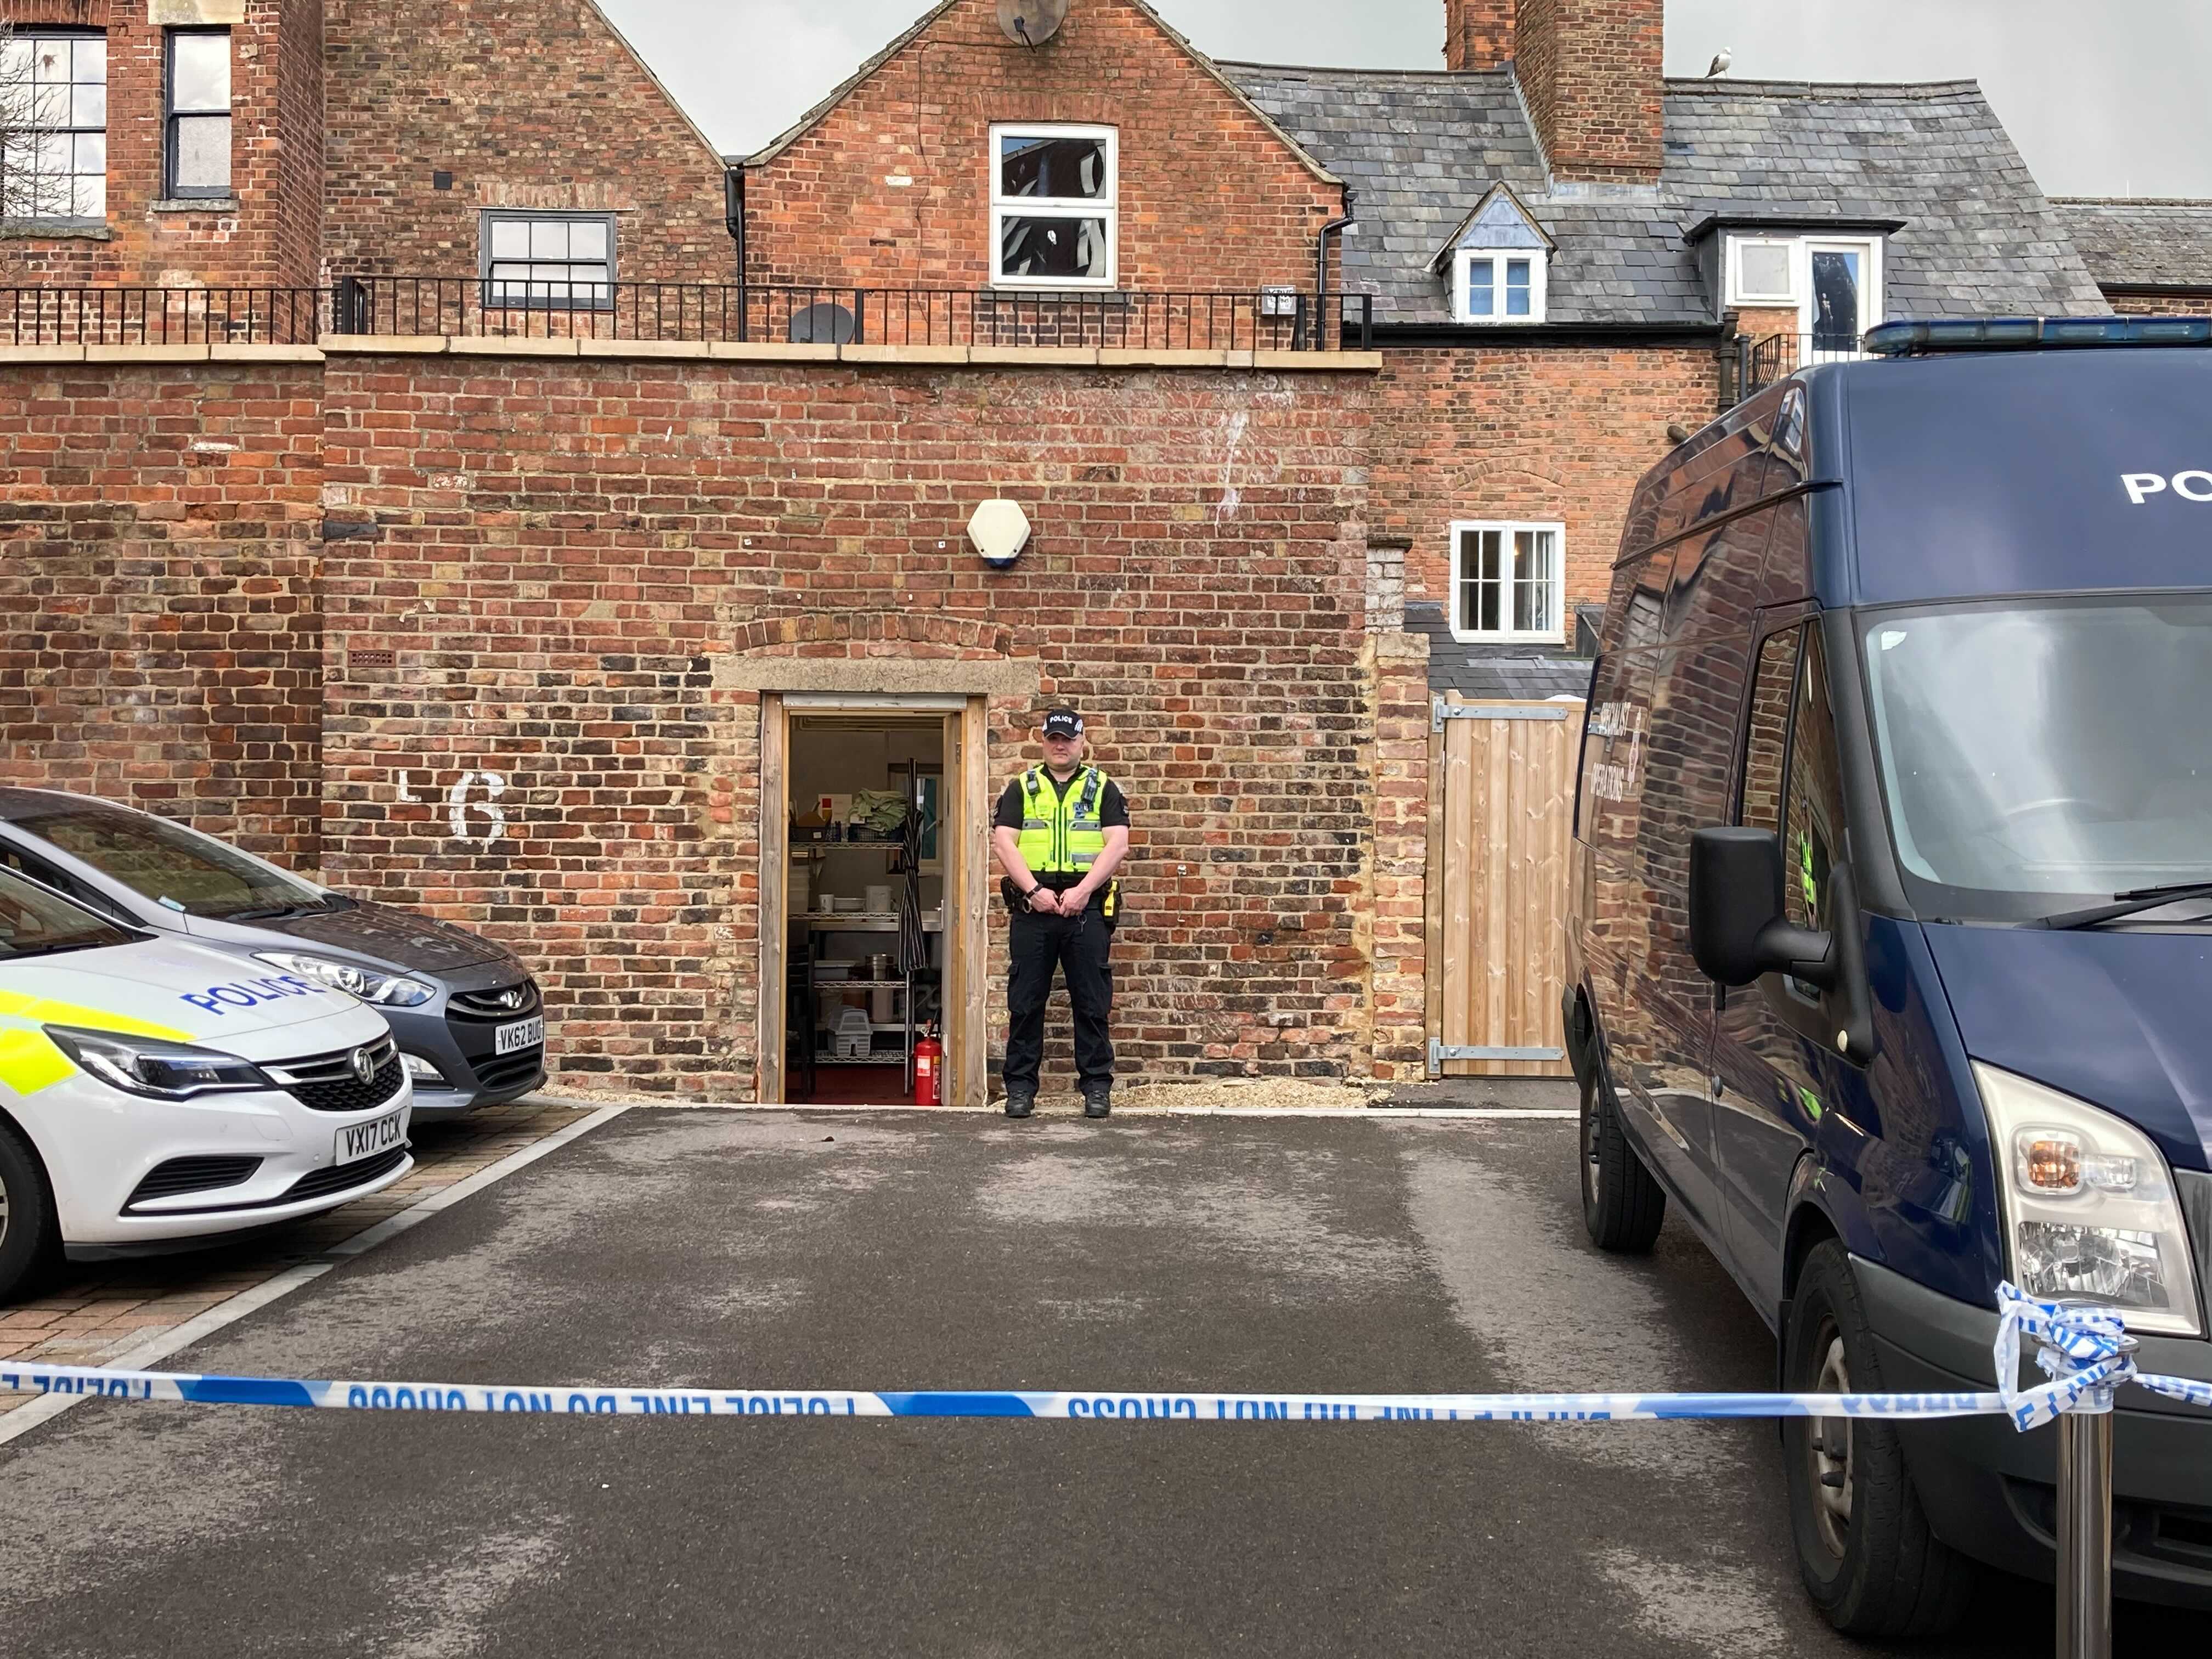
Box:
[1312,189,1356,350]
[724,163,748,342]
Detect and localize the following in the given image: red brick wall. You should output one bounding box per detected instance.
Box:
[0,359,324,864]
[741,0,1340,294]
[1375,344,1722,612]
[315,353,1378,1097]
[320,0,732,283]
[1,0,317,289]
[1443,0,1515,72]
[272,0,320,283]
[2106,289,2212,317]
[1514,0,1663,183]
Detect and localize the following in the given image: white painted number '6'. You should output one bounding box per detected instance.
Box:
[394,770,508,844]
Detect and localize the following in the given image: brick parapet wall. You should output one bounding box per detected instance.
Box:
[0,360,324,862]
[319,0,732,283]
[1373,343,1720,613]
[742,0,1340,295]
[1,0,315,286]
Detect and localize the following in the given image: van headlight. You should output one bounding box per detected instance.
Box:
[1974,1061,2204,1336]
[252,951,435,1008]
[46,1026,274,1101]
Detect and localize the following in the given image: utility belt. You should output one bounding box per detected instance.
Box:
[1001,874,1120,924]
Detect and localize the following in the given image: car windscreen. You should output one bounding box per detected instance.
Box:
[0,865,138,961]
[1861,595,2212,922]
[12,805,329,921]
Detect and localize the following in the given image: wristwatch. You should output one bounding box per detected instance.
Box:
[1025,884,1042,901]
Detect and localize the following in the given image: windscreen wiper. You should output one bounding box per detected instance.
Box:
[2029,881,2212,930]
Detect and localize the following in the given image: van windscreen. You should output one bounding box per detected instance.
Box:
[1862,595,2212,922]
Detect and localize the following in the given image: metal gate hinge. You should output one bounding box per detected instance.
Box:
[1431,699,1572,732]
[1427,1039,1567,1075]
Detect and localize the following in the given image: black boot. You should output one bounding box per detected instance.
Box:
[1081,1081,1111,1119]
[1004,1085,1035,1119]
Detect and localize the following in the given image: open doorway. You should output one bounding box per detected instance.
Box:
[754,689,992,1107]
[782,712,945,1104]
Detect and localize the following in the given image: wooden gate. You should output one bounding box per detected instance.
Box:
[1427,695,1587,1077]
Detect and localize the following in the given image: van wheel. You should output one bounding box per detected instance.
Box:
[1579,1057,1665,1251]
[0,1120,58,1306]
[1783,1242,1974,1637]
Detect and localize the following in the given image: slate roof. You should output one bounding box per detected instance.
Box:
[1222,66,2107,326]
[2050,199,2212,291]
[1406,602,1596,699]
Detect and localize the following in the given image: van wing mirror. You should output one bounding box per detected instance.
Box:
[1688,827,1837,990]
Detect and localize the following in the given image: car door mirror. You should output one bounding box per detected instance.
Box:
[1688,826,1837,990]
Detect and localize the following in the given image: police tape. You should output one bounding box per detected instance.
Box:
[0,1364,2015,1419]
[4,1283,2203,1427]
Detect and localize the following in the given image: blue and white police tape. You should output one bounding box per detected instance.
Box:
[1,1364,2011,1420]
[5,1283,2202,1426]
[1993,1280,2212,1431]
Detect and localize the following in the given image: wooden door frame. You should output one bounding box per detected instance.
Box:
[753,693,988,1106]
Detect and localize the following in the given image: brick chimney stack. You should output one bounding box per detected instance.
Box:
[1513,0,1665,183]
[1443,0,1515,72]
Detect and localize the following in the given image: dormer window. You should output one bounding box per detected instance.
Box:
[1720,231,1885,351]
[1455,250,1544,323]
[1434,182,1553,326]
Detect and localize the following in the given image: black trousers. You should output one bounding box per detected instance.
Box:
[1004,905,1114,1090]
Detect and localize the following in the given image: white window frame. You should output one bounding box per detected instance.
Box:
[1452,247,1547,324]
[1801,237,1881,349]
[989,122,1117,290]
[1724,235,1799,306]
[1448,519,1567,644]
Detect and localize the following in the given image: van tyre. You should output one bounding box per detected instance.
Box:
[1783,1242,1974,1637]
[1579,1056,1665,1252]
[0,1119,58,1306]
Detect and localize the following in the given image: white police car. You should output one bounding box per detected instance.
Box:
[0,866,411,1302]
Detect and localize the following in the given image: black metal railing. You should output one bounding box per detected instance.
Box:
[2,285,326,345]
[1736,330,1866,398]
[0,280,1373,352]
[325,278,1372,351]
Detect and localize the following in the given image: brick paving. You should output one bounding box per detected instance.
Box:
[1,1097,594,1415]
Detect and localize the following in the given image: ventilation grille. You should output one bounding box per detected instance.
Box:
[126,1156,263,1209]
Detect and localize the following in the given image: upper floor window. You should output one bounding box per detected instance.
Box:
[165,30,231,199]
[1455,249,1545,324]
[1435,183,1552,326]
[1,30,105,223]
[991,123,1115,287]
[1724,234,1882,352]
[1452,520,1565,642]
[481,211,616,309]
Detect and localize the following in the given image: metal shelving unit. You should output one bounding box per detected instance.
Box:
[789,760,941,1093]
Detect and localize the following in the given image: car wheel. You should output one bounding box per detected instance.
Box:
[0,1119,58,1306]
[1579,1053,1665,1252]
[1782,1241,1974,1637]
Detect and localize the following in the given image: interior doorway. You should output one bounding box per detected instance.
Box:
[757,695,990,1106]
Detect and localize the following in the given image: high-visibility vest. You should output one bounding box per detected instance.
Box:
[1014,766,1110,876]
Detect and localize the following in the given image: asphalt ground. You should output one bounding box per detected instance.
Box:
[0,1108,2197,1657]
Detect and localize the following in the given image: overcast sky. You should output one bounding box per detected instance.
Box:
[599,0,2212,199]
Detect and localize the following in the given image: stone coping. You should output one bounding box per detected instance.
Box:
[0,340,1381,371]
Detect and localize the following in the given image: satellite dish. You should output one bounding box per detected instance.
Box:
[997,0,1069,46]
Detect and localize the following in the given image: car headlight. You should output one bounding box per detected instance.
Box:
[45,1025,274,1101]
[1974,1061,2204,1337]
[252,951,435,1008]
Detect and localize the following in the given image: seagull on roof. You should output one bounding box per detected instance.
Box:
[1705,48,1731,78]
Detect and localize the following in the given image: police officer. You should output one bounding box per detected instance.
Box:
[991,707,1130,1119]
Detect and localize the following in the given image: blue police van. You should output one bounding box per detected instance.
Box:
[1564,319,2212,1635]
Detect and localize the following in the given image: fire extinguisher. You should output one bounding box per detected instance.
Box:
[913,1024,943,1107]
